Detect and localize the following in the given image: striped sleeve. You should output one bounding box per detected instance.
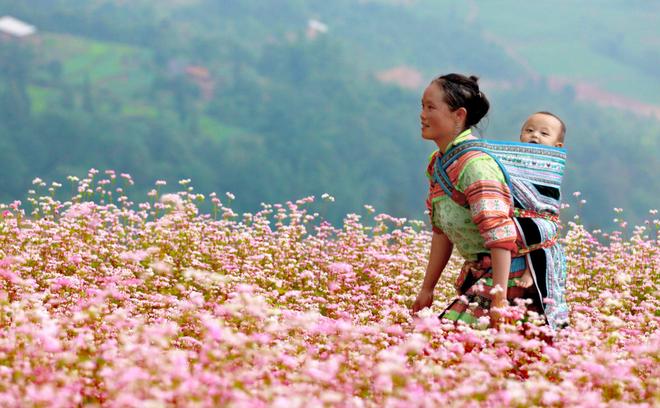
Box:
[457,154,518,251]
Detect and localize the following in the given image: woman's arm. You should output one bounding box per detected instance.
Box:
[489,247,511,310]
[412,231,453,314]
[458,156,517,326]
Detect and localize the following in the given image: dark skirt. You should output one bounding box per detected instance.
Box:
[439,255,544,326]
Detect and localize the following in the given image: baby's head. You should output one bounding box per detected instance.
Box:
[520,111,565,147]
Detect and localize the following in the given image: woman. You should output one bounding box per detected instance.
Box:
[412,73,547,328]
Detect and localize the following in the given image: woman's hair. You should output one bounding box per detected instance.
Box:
[432,73,490,128]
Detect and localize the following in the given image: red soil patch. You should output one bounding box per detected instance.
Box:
[375,66,424,90]
[548,76,660,120]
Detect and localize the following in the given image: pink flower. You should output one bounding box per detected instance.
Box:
[0,269,19,283]
[328,262,353,275]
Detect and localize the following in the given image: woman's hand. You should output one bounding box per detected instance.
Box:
[412,232,453,315]
[412,289,434,314]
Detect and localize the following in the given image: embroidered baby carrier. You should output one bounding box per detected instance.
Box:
[433,140,569,329]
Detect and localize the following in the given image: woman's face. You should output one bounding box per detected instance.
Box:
[420,83,458,143]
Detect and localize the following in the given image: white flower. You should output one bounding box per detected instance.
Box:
[416,307,435,318]
[321,193,335,202]
[160,193,184,210]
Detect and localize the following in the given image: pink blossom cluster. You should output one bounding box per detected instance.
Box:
[0,171,658,407]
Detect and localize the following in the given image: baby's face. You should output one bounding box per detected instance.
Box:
[520,113,563,147]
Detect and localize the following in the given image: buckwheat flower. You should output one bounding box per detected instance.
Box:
[416,307,435,319]
[0,269,20,283]
[321,193,335,202]
[327,281,340,292]
[67,254,83,265]
[226,192,235,200]
[328,262,352,275]
[222,208,237,218]
[119,250,149,263]
[151,260,172,275]
[403,333,427,355]
[542,297,556,306]
[155,180,167,186]
[541,390,561,406]
[160,193,183,210]
[189,290,204,307]
[573,191,581,197]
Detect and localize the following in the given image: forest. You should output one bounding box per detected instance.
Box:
[0,0,658,228]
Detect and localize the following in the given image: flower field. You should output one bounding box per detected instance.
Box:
[0,170,658,407]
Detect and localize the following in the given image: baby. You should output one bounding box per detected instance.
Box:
[519,111,565,148]
[516,111,565,288]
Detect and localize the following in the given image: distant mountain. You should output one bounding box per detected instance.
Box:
[0,0,657,228]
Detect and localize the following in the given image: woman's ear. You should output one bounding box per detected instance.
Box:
[454,107,468,126]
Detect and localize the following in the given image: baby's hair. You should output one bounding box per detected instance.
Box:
[535,111,566,143]
[432,73,489,129]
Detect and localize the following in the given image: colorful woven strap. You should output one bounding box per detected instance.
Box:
[513,208,561,255]
[517,234,559,255]
[513,208,560,223]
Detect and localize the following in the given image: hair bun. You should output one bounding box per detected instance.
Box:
[434,73,489,128]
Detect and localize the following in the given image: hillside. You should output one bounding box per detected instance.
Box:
[0,0,658,228]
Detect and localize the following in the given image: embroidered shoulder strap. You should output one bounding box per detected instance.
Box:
[432,140,513,208]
